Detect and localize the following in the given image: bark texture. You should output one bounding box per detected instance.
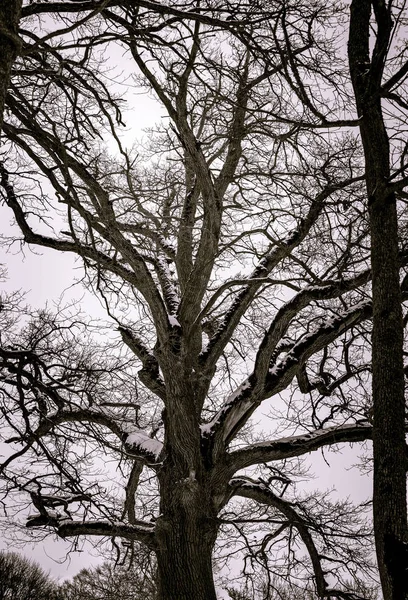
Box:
[348,1,408,598]
[0,0,22,131]
[155,513,218,600]
[156,459,219,600]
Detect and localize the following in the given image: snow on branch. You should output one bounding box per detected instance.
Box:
[252,272,371,387]
[122,424,163,464]
[155,254,180,316]
[264,300,371,396]
[199,179,361,373]
[200,379,253,441]
[37,518,156,548]
[201,301,371,455]
[25,490,156,546]
[168,314,181,328]
[226,422,372,474]
[119,326,166,400]
[18,408,163,466]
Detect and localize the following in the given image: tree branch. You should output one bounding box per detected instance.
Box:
[229,478,366,600]
[227,422,372,475]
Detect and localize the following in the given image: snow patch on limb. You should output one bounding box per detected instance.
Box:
[229,476,269,492]
[168,313,181,327]
[200,379,252,438]
[156,255,180,314]
[247,423,364,449]
[56,519,156,546]
[226,422,373,473]
[26,511,73,527]
[122,425,163,461]
[268,300,371,379]
[64,519,155,533]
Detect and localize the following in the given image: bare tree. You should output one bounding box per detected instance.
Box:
[0,2,407,599]
[348,2,408,598]
[226,576,379,600]
[0,551,59,600]
[59,553,156,600]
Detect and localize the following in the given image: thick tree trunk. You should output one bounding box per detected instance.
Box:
[155,468,219,600]
[349,1,408,598]
[0,0,22,130]
[371,197,408,599]
[155,401,219,600]
[155,515,218,600]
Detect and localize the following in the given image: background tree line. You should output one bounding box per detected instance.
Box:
[0,551,379,600]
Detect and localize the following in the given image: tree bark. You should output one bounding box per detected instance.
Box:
[348,1,408,598]
[0,0,22,131]
[155,515,218,600]
[155,475,219,600]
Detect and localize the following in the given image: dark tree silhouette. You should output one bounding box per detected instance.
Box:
[0,2,407,599]
[59,555,156,600]
[0,0,22,130]
[349,2,408,597]
[0,551,59,600]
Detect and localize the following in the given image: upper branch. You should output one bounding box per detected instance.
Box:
[119,327,166,401]
[203,285,371,452]
[199,177,363,378]
[226,422,372,475]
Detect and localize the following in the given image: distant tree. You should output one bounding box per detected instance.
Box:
[0,551,59,600]
[59,554,156,600]
[227,577,379,600]
[1,2,408,600]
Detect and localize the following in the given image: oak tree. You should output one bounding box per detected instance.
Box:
[1,1,408,599]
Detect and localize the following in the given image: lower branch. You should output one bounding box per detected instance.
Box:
[27,516,156,549]
[230,478,366,600]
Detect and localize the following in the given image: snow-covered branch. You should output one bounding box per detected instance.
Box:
[263,301,371,397]
[119,326,166,401]
[121,424,163,464]
[199,177,363,376]
[2,408,163,468]
[226,422,372,474]
[251,272,371,390]
[27,516,156,548]
[202,300,371,452]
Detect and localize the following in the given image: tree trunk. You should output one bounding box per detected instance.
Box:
[371,196,408,600]
[0,0,22,131]
[155,515,218,600]
[155,406,219,600]
[348,1,408,598]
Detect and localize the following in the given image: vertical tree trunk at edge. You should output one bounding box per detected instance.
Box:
[0,0,22,131]
[371,197,408,599]
[349,1,408,597]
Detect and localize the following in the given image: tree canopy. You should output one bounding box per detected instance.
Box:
[0,1,408,599]
[0,551,59,600]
